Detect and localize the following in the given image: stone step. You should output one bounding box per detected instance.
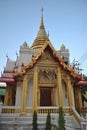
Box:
[0,113,83,130]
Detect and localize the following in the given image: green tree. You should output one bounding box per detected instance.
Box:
[32,111,38,130]
[45,112,51,130]
[58,107,66,130]
[83,75,87,80]
[81,75,87,103]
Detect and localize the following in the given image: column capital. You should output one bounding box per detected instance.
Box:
[67,75,71,80]
[34,66,38,71]
[23,75,28,81]
[58,67,61,72]
[56,67,61,74]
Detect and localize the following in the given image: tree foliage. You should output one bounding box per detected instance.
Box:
[58,107,66,130]
[83,75,87,80]
[32,111,38,130]
[81,75,87,103]
[45,112,51,130]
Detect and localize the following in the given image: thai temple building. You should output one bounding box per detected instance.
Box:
[0,10,87,130]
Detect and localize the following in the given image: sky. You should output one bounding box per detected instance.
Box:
[0,0,87,76]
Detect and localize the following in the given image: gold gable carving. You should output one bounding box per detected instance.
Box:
[40,50,54,62]
[38,70,56,84]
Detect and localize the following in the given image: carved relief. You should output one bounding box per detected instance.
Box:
[39,50,54,62]
[38,69,56,84]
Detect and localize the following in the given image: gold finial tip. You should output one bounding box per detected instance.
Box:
[41,7,44,14]
[60,44,66,50]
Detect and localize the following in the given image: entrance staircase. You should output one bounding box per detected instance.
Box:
[0,113,83,130]
[0,106,87,130]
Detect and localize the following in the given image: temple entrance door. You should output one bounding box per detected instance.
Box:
[40,87,52,106]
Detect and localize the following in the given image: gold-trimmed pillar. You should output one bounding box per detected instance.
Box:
[57,68,63,107]
[32,66,38,112]
[77,88,82,110]
[37,88,40,106]
[74,87,82,112]
[51,88,56,106]
[4,85,10,106]
[4,84,15,106]
[21,75,28,115]
[67,76,73,108]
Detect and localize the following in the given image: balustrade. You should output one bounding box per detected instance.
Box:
[1,106,21,114]
[0,106,71,114]
[37,106,59,114]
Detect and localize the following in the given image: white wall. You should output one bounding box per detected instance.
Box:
[26,79,33,107]
[62,80,69,107]
[15,79,33,107]
[15,82,22,107]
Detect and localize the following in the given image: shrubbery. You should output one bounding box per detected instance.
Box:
[45,112,51,130]
[58,107,66,130]
[32,111,38,130]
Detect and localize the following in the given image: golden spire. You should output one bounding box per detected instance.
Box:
[31,7,49,49]
[37,7,47,37]
[40,7,44,29]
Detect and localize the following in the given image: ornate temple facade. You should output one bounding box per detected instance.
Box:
[0,11,87,130]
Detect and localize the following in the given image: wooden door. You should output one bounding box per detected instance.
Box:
[40,88,52,106]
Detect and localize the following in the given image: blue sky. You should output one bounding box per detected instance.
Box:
[0,0,87,75]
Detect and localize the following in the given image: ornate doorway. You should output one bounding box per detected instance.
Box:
[40,87,52,106]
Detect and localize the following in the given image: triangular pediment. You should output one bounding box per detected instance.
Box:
[37,48,58,64]
[31,42,63,66]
